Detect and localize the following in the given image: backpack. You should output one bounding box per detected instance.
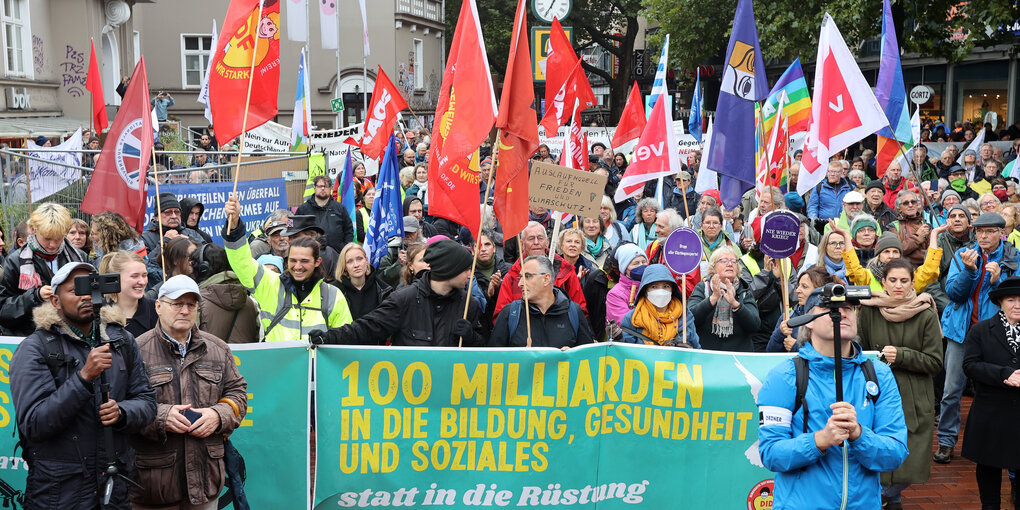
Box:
[507,300,580,339]
[790,356,881,433]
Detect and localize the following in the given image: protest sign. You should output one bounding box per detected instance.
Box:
[0,338,26,505]
[662,227,703,275]
[26,128,83,201]
[313,343,792,509]
[146,178,286,244]
[760,211,801,259]
[242,121,293,153]
[528,161,607,217]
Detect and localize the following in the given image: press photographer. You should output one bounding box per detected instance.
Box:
[10,262,156,509]
[755,284,908,510]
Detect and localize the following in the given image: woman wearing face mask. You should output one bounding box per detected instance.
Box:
[334,243,392,320]
[766,267,840,352]
[629,198,660,250]
[835,220,946,293]
[620,264,699,347]
[605,244,647,325]
[858,258,943,509]
[558,228,609,340]
[99,250,157,338]
[689,246,761,351]
[849,214,880,263]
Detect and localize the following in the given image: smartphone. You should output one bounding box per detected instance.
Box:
[182,408,202,424]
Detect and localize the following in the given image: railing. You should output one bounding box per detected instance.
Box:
[395,0,442,23]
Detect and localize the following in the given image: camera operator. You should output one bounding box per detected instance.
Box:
[756,287,908,509]
[10,262,156,509]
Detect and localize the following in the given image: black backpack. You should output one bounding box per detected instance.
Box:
[790,356,881,433]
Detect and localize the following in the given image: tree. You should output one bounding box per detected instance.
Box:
[643,0,1020,87]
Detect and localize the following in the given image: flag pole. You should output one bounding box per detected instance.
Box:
[459,131,501,347]
[518,231,533,348]
[227,2,266,231]
[151,148,167,277]
[755,100,776,197]
[882,120,937,218]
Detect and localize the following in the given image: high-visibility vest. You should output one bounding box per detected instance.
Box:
[225,237,353,342]
[739,253,792,278]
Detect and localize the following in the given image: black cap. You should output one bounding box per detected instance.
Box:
[157,192,181,214]
[865,180,885,193]
[280,215,325,237]
[424,239,473,280]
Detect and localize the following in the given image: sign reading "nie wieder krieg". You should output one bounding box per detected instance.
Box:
[759,211,801,259]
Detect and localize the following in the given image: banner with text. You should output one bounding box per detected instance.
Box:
[0,338,26,507]
[313,344,790,509]
[145,178,286,245]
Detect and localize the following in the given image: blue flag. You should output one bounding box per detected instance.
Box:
[338,150,356,219]
[364,135,404,267]
[689,68,703,142]
[706,0,768,208]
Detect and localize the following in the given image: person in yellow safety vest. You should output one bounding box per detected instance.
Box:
[832,219,947,294]
[222,196,352,342]
[738,216,795,352]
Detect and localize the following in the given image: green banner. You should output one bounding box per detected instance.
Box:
[224,341,311,509]
[0,337,26,508]
[314,344,793,509]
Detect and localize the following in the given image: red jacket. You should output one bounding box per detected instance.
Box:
[493,255,587,322]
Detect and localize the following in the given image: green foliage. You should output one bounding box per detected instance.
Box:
[157,127,190,167]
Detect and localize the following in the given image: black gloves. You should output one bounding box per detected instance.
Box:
[451,319,473,341]
[309,329,327,346]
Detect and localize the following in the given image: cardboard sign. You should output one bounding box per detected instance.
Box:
[528,161,607,217]
[760,210,801,259]
[662,227,703,275]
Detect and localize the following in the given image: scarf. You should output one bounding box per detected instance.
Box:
[861,290,939,330]
[790,240,806,269]
[585,236,605,260]
[824,255,846,282]
[707,280,735,337]
[632,297,683,345]
[999,311,1020,354]
[700,230,724,253]
[475,256,496,280]
[950,177,968,193]
[866,258,887,282]
[529,210,551,226]
[19,235,65,290]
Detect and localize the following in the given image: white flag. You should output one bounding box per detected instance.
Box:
[320,0,338,50]
[696,119,718,194]
[358,0,370,56]
[956,127,986,165]
[197,18,217,125]
[26,128,83,201]
[285,0,307,42]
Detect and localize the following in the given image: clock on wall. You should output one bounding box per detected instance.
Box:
[533,0,572,24]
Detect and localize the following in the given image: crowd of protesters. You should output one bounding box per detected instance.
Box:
[2,120,1020,507]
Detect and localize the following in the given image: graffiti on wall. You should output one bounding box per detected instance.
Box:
[31,35,43,75]
[60,45,86,97]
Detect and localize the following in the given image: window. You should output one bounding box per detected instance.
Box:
[1,0,30,77]
[413,39,423,90]
[180,34,213,88]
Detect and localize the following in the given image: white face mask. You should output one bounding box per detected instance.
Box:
[646,289,672,308]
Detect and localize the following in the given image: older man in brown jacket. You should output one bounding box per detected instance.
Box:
[130,275,247,510]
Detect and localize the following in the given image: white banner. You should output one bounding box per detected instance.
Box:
[539,121,696,163]
[243,121,293,153]
[26,128,83,201]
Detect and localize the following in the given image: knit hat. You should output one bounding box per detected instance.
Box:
[615,243,643,273]
[865,180,885,194]
[256,254,284,273]
[424,239,473,280]
[34,136,49,146]
[850,214,879,238]
[947,204,971,223]
[156,192,181,214]
[940,189,961,205]
[875,232,902,256]
[784,192,805,211]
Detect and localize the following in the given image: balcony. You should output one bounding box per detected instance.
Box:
[395,0,444,30]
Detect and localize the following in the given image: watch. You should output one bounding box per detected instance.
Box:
[533,0,572,24]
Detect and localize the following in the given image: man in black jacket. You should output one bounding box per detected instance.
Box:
[313,239,484,346]
[141,193,207,265]
[489,255,594,348]
[296,175,354,252]
[11,262,156,509]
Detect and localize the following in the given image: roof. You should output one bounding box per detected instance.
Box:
[0,116,88,138]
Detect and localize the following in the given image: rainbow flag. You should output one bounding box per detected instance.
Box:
[760,59,811,135]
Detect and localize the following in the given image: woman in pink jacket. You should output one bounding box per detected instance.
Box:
[605,244,647,326]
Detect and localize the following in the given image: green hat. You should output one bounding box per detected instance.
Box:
[850,214,879,238]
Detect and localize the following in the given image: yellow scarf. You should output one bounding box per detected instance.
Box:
[632,298,683,345]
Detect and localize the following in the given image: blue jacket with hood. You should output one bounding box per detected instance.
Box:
[941,239,1020,343]
[757,342,908,510]
[620,264,699,348]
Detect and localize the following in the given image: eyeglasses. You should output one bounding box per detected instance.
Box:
[523,272,549,279]
[981,200,998,207]
[159,299,197,311]
[901,200,919,206]
[827,241,846,248]
[314,184,330,189]
[716,258,738,266]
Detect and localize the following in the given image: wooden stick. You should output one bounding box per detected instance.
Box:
[151,147,167,277]
[459,132,501,347]
[754,100,775,200]
[882,117,938,219]
[519,231,533,348]
[227,1,266,230]
[779,257,790,325]
[681,273,688,345]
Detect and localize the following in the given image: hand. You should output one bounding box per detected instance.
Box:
[38,285,53,300]
[451,319,473,340]
[397,249,407,265]
[1005,369,1020,387]
[188,408,221,438]
[606,320,623,340]
[487,271,502,298]
[224,195,241,224]
[163,229,181,239]
[960,249,979,270]
[783,336,797,351]
[917,223,932,240]
[98,399,120,426]
[780,319,792,337]
[741,237,754,250]
[829,401,862,441]
[80,344,113,381]
[309,329,327,345]
[165,404,193,434]
[723,279,738,307]
[578,267,590,280]
[828,219,851,244]
[880,345,898,365]
[709,274,723,305]
[986,261,1002,284]
[929,223,948,247]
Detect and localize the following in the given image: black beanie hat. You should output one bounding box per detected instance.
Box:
[424,239,473,280]
[865,180,885,194]
[157,192,181,214]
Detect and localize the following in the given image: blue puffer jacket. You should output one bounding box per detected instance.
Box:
[757,342,908,510]
[941,240,1020,343]
[619,264,700,348]
[807,178,854,219]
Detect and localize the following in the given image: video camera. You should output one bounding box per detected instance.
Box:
[73,272,124,351]
[819,283,871,308]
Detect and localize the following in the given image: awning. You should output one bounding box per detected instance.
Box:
[0,116,88,138]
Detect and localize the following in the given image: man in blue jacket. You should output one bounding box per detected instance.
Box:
[807,161,855,221]
[757,293,908,509]
[935,212,1020,463]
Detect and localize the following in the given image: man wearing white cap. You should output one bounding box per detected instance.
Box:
[131,275,247,509]
[10,262,156,509]
[824,190,869,235]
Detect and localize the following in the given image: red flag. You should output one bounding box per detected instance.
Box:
[493,0,539,239]
[81,58,153,233]
[543,18,578,114]
[209,0,281,144]
[565,100,589,172]
[614,97,682,201]
[874,135,900,178]
[360,66,408,160]
[85,40,108,133]
[755,99,790,197]
[611,82,646,148]
[427,0,497,234]
[540,59,595,135]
